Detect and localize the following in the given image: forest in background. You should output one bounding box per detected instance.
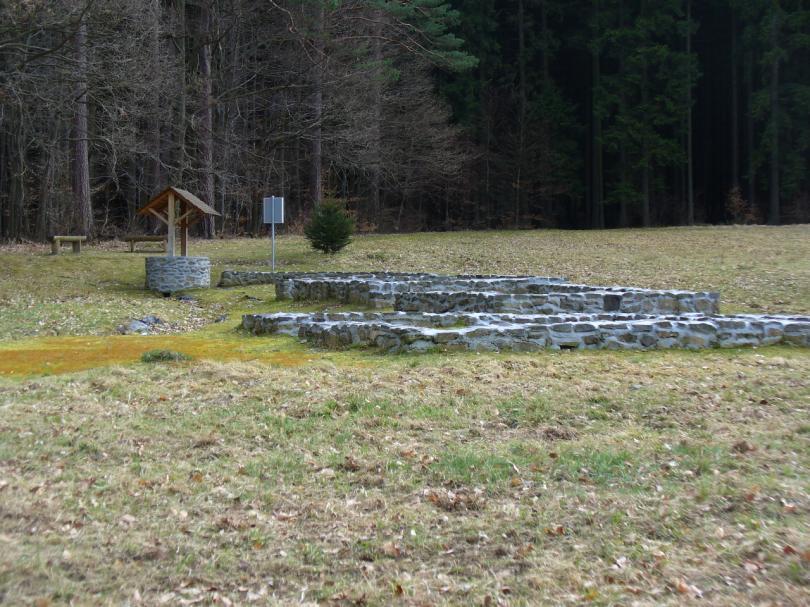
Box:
[1,0,809,240]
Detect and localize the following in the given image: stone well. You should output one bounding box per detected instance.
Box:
[145,256,211,294]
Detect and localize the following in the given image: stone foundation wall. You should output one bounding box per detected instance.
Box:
[242,311,810,352]
[220,271,717,313]
[218,271,567,301]
[219,270,279,288]
[395,289,719,315]
[231,271,807,353]
[146,256,211,294]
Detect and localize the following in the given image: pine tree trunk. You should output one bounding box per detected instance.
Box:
[370,10,383,225]
[591,0,604,229]
[745,48,756,210]
[199,1,215,237]
[73,17,92,236]
[641,161,651,227]
[310,4,324,208]
[36,134,57,240]
[686,0,694,225]
[476,94,484,228]
[642,59,651,227]
[730,8,739,191]
[480,41,491,227]
[768,9,780,225]
[619,144,628,227]
[540,0,552,225]
[617,0,628,228]
[514,0,527,229]
[9,111,27,239]
[148,0,162,198]
[174,0,187,184]
[0,126,6,238]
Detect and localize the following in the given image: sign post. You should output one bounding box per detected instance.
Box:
[262,196,285,271]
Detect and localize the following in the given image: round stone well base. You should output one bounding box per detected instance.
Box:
[145,256,211,294]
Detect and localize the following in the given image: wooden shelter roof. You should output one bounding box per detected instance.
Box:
[137,186,221,218]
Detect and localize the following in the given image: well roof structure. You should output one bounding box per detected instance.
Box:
[137,186,220,226]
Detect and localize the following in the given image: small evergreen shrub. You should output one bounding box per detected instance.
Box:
[304,201,354,254]
[140,349,192,363]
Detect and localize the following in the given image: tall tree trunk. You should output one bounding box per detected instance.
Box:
[768,9,780,225]
[370,10,383,224]
[72,17,92,236]
[173,0,187,184]
[617,0,628,228]
[148,0,162,198]
[310,4,324,208]
[730,7,739,191]
[641,54,651,227]
[199,0,215,237]
[619,144,628,228]
[9,109,26,239]
[540,0,552,225]
[745,48,756,210]
[686,0,694,225]
[541,0,550,81]
[591,0,604,229]
[641,157,651,227]
[0,124,6,238]
[514,0,527,229]
[36,136,57,240]
[479,15,492,229]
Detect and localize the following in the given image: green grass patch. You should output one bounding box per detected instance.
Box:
[140,349,193,363]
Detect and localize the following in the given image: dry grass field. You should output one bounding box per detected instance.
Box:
[0,226,808,605]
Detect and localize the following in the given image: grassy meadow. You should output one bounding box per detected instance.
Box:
[0,226,808,605]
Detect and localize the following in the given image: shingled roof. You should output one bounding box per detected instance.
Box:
[137,186,221,224]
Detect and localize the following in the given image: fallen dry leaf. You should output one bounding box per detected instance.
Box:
[381,541,403,558]
[674,578,703,599]
[732,440,756,454]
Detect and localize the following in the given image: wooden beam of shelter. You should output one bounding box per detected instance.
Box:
[176,209,196,226]
[148,209,169,226]
[136,186,221,257]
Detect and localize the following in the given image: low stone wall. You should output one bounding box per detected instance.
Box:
[219,271,719,314]
[243,311,810,353]
[218,271,568,306]
[219,270,567,288]
[219,270,279,288]
[220,271,718,314]
[395,289,719,315]
[146,256,211,294]
[232,271,808,353]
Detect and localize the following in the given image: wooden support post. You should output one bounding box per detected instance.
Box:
[166,191,176,257]
[180,201,189,256]
[52,239,59,255]
[72,241,81,254]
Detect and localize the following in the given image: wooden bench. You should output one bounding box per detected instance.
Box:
[51,235,87,255]
[123,234,167,252]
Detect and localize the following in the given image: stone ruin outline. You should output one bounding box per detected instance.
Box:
[219,271,810,353]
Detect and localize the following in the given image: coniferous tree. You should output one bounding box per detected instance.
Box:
[304,200,354,254]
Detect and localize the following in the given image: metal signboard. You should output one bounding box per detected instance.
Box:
[263,196,284,271]
[263,196,284,224]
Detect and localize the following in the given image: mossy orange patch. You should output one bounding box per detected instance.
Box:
[0,335,315,377]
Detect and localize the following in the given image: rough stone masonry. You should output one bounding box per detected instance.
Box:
[222,271,810,353]
[146,256,211,294]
